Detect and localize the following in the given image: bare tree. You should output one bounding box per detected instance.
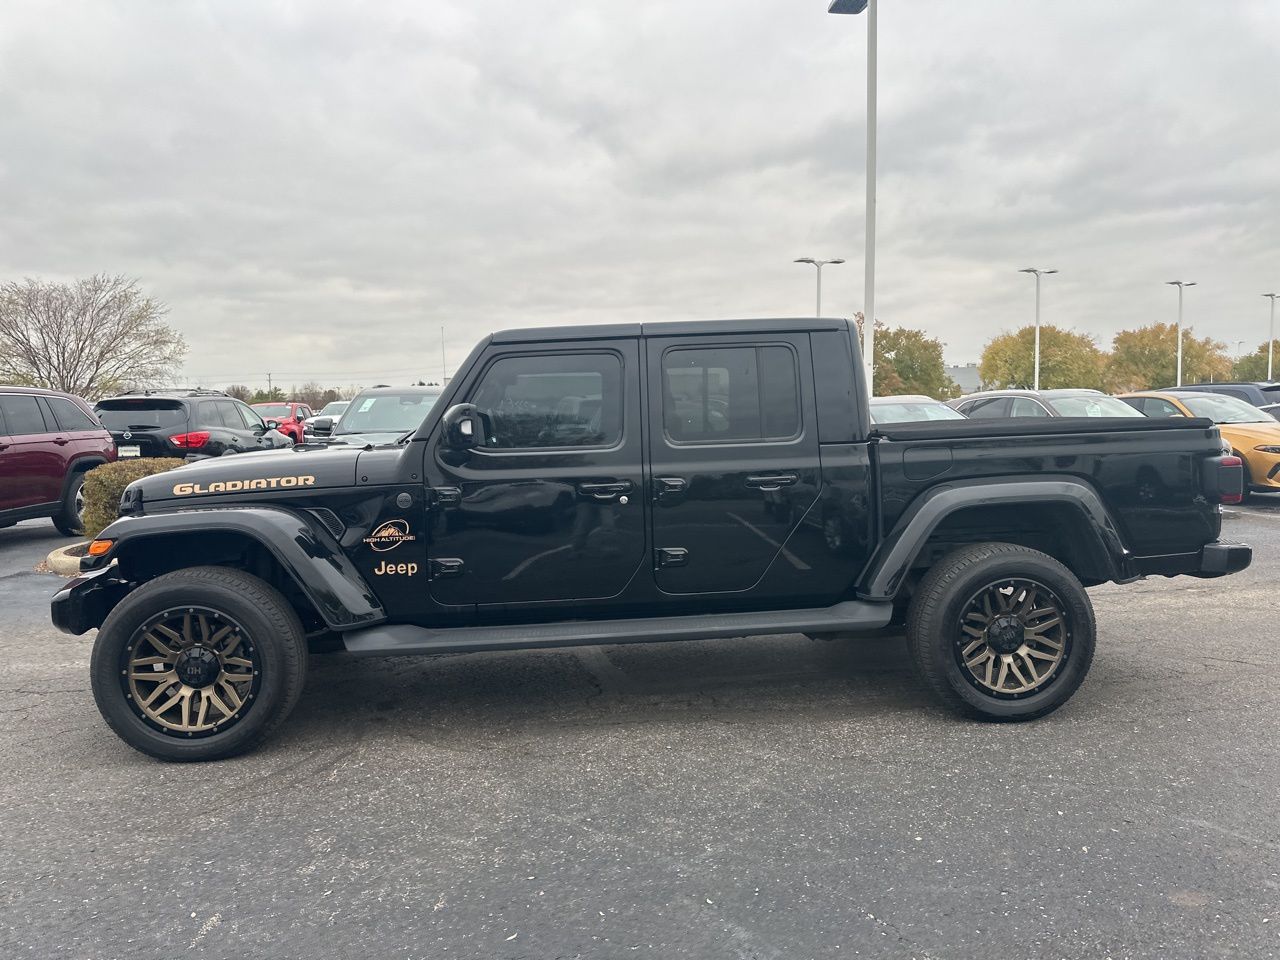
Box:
[0,275,186,399]
[291,381,328,409]
[223,384,252,401]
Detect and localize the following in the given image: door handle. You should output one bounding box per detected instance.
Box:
[53,437,69,446]
[653,476,687,502]
[577,480,632,501]
[745,473,799,491]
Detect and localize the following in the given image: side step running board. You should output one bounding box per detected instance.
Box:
[341,600,894,657]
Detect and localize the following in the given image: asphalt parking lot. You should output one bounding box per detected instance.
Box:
[1,510,1277,960]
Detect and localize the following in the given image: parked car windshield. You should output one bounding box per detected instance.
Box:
[870,401,966,423]
[1180,394,1273,424]
[253,403,294,419]
[94,398,187,429]
[1045,396,1143,418]
[318,400,349,417]
[335,391,442,435]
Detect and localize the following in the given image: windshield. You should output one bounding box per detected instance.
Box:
[1180,394,1272,424]
[319,401,348,417]
[1046,396,1143,418]
[870,401,966,424]
[94,399,187,430]
[335,392,441,435]
[253,403,293,418]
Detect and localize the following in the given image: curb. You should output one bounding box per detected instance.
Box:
[45,542,89,578]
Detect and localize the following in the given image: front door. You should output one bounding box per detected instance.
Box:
[646,334,822,598]
[428,341,647,607]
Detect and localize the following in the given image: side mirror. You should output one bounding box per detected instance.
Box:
[265,419,281,430]
[442,403,482,451]
[311,416,334,436]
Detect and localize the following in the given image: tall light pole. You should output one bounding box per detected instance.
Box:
[828,0,874,392]
[1265,293,1278,381]
[1018,268,1058,390]
[1166,281,1197,386]
[794,257,846,315]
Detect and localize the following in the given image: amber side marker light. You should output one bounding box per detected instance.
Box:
[87,539,114,557]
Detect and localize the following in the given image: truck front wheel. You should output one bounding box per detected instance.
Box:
[90,566,308,761]
[907,543,1095,721]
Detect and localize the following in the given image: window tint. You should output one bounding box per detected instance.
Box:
[0,394,49,435]
[47,396,100,432]
[470,353,622,449]
[1009,398,1051,418]
[964,397,1010,419]
[95,399,188,430]
[231,401,264,430]
[662,345,799,443]
[1140,397,1184,419]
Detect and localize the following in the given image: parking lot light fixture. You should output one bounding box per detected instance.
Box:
[1167,281,1197,387]
[828,0,874,392]
[794,258,846,316]
[1018,268,1058,390]
[1265,293,1279,380]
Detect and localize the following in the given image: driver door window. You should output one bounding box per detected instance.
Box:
[469,353,623,449]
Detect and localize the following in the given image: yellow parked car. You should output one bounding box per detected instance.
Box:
[1118,390,1280,495]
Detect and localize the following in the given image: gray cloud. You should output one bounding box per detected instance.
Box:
[1,0,1278,389]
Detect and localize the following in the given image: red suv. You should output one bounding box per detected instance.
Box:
[250,402,313,444]
[0,387,116,535]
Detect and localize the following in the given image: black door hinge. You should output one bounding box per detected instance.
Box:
[429,558,465,579]
[655,547,689,569]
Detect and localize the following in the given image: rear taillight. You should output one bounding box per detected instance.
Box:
[170,431,210,449]
[1216,455,1243,505]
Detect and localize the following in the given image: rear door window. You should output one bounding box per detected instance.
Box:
[0,395,49,436]
[964,397,1011,418]
[661,345,800,443]
[46,396,101,432]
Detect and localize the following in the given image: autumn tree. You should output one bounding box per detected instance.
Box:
[1231,342,1280,382]
[875,325,960,398]
[978,325,1106,390]
[1107,323,1231,392]
[0,275,185,399]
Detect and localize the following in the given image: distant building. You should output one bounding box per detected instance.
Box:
[947,363,981,394]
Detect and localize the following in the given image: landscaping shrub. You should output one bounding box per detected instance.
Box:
[82,459,185,539]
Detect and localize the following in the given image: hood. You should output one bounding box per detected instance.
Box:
[133,445,366,502]
[1218,420,1280,448]
[327,431,405,447]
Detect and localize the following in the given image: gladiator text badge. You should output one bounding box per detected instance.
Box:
[172,475,316,496]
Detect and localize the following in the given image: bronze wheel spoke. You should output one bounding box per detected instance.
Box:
[957,579,1067,697]
[124,608,260,736]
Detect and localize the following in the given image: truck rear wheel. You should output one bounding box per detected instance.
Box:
[90,566,308,761]
[907,542,1095,722]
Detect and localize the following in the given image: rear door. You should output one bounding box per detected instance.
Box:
[428,340,647,607]
[0,393,61,506]
[646,333,820,598]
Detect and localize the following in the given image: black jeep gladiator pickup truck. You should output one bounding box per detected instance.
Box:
[52,318,1250,761]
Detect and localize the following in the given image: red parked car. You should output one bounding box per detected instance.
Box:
[0,386,116,535]
[250,402,313,444]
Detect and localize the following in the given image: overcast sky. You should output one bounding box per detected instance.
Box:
[2,0,1279,389]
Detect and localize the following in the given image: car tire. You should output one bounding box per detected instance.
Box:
[53,472,86,536]
[907,542,1095,722]
[90,566,308,762]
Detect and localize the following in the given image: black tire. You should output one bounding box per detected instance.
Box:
[90,566,308,761]
[52,472,86,536]
[907,542,1095,722]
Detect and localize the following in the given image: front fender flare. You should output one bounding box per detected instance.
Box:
[83,507,385,630]
[859,477,1128,600]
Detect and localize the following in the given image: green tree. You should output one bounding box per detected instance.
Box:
[978,325,1106,390]
[1231,342,1280,381]
[875,324,960,398]
[1107,323,1231,392]
[249,386,286,403]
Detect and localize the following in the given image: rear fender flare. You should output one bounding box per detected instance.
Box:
[86,506,385,630]
[859,477,1127,600]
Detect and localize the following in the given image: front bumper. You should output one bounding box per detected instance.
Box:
[50,566,131,636]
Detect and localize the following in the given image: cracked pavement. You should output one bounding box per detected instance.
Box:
[0,509,1277,959]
